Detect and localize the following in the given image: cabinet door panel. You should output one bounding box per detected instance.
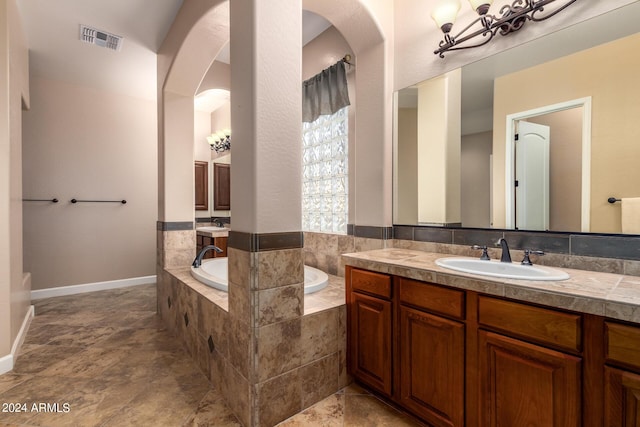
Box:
[605,366,640,427]
[479,330,581,427]
[213,163,230,210]
[195,161,209,210]
[349,292,392,396]
[400,306,464,427]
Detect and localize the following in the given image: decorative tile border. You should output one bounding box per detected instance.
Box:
[195,216,231,224]
[347,224,393,240]
[157,221,194,231]
[228,231,304,252]
[393,225,640,261]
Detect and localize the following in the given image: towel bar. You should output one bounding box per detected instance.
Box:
[23,198,58,203]
[71,199,127,204]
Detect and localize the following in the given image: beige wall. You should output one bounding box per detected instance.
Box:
[416,70,461,225]
[493,32,640,233]
[194,109,212,219]
[528,109,582,232]
[210,102,230,133]
[22,77,157,290]
[461,131,492,228]
[1,0,30,360]
[396,108,418,224]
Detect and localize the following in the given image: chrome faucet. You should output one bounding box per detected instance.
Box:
[192,245,223,268]
[497,238,512,263]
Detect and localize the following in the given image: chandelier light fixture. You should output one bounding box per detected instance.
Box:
[431,0,577,58]
[207,129,231,153]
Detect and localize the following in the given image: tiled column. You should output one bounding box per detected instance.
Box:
[227,0,304,425]
[156,221,195,327]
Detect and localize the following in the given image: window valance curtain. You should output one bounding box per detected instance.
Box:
[302,61,350,123]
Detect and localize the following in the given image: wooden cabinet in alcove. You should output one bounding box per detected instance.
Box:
[195,161,208,210]
[213,163,230,210]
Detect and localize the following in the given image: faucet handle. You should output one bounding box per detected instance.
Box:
[521,249,545,265]
[471,245,490,260]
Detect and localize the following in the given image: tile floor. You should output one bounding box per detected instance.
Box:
[0,284,421,427]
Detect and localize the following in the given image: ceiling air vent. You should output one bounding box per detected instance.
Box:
[80,25,123,51]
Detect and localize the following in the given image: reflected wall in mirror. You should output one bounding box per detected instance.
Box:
[394,3,640,234]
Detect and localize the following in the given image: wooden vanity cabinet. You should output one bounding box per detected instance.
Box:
[196,235,228,258]
[477,297,583,427]
[346,266,640,427]
[346,266,393,396]
[399,278,465,427]
[194,161,208,210]
[604,321,640,426]
[605,367,640,426]
[213,163,230,211]
[478,330,582,426]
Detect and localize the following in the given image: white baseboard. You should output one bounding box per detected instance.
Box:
[0,354,12,375]
[30,275,157,300]
[0,305,35,375]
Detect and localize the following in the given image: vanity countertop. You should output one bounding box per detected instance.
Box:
[342,248,640,324]
[196,226,230,238]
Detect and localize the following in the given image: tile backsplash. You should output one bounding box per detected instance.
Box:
[394,225,640,276]
[305,227,640,277]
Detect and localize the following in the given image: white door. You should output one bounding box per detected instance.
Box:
[515,121,550,231]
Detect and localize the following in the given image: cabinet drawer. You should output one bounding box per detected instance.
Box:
[605,321,640,370]
[350,268,392,299]
[478,296,582,353]
[399,277,465,320]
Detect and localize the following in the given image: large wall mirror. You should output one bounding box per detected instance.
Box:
[393,3,640,235]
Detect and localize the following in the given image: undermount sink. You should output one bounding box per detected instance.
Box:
[435,257,570,281]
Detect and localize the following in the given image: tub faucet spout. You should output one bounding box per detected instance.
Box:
[192,245,223,268]
[497,238,512,263]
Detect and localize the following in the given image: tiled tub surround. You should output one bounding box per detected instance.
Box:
[303,231,393,277]
[158,246,348,426]
[343,248,640,323]
[157,222,196,270]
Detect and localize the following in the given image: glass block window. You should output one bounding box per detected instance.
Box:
[302,107,348,234]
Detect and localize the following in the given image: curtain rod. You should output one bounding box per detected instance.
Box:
[341,54,354,67]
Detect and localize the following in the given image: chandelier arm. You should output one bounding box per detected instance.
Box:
[498,0,527,17]
[436,29,497,57]
[529,0,577,21]
[434,15,495,56]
